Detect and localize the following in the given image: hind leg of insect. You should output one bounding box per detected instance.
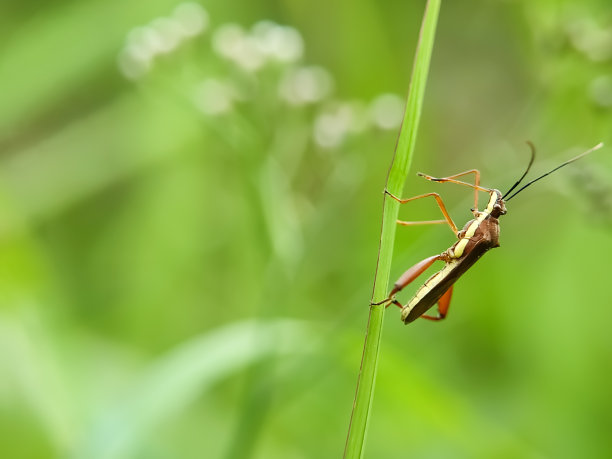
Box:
[370,254,443,307]
[417,169,487,211]
[421,285,453,321]
[385,190,458,235]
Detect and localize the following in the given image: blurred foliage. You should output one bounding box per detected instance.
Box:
[1,1,612,458]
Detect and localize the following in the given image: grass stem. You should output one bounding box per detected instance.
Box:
[343,1,441,457]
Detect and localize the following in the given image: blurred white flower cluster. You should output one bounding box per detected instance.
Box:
[118,2,209,79]
[118,4,406,148]
[213,21,304,71]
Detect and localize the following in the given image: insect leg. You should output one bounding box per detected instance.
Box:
[397,219,448,226]
[418,170,491,212]
[420,169,480,210]
[371,298,405,309]
[389,254,442,297]
[370,254,442,307]
[421,285,453,321]
[385,190,458,235]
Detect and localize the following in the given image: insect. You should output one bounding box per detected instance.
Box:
[373,142,604,324]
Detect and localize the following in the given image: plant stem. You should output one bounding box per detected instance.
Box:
[343,1,441,457]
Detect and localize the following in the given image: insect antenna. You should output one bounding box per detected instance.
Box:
[502,141,536,199]
[504,142,604,201]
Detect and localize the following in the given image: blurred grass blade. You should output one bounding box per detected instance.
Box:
[74,319,312,459]
[344,1,441,457]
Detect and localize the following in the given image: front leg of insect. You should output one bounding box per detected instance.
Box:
[384,189,458,235]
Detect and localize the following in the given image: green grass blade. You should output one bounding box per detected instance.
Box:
[73,319,312,459]
[343,1,441,457]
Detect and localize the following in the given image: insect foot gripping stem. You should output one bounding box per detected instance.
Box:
[371,254,443,311]
[370,295,407,311]
[370,296,395,307]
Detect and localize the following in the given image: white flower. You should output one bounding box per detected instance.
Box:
[279,66,333,106]
[369,93,405,130]
[252,21,303,63]
[213,23,266,71]
[172,2,209,37]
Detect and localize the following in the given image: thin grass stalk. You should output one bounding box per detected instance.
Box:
[343,1,441,457]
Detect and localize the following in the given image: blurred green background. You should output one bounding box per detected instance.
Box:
[1,0,612,458]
